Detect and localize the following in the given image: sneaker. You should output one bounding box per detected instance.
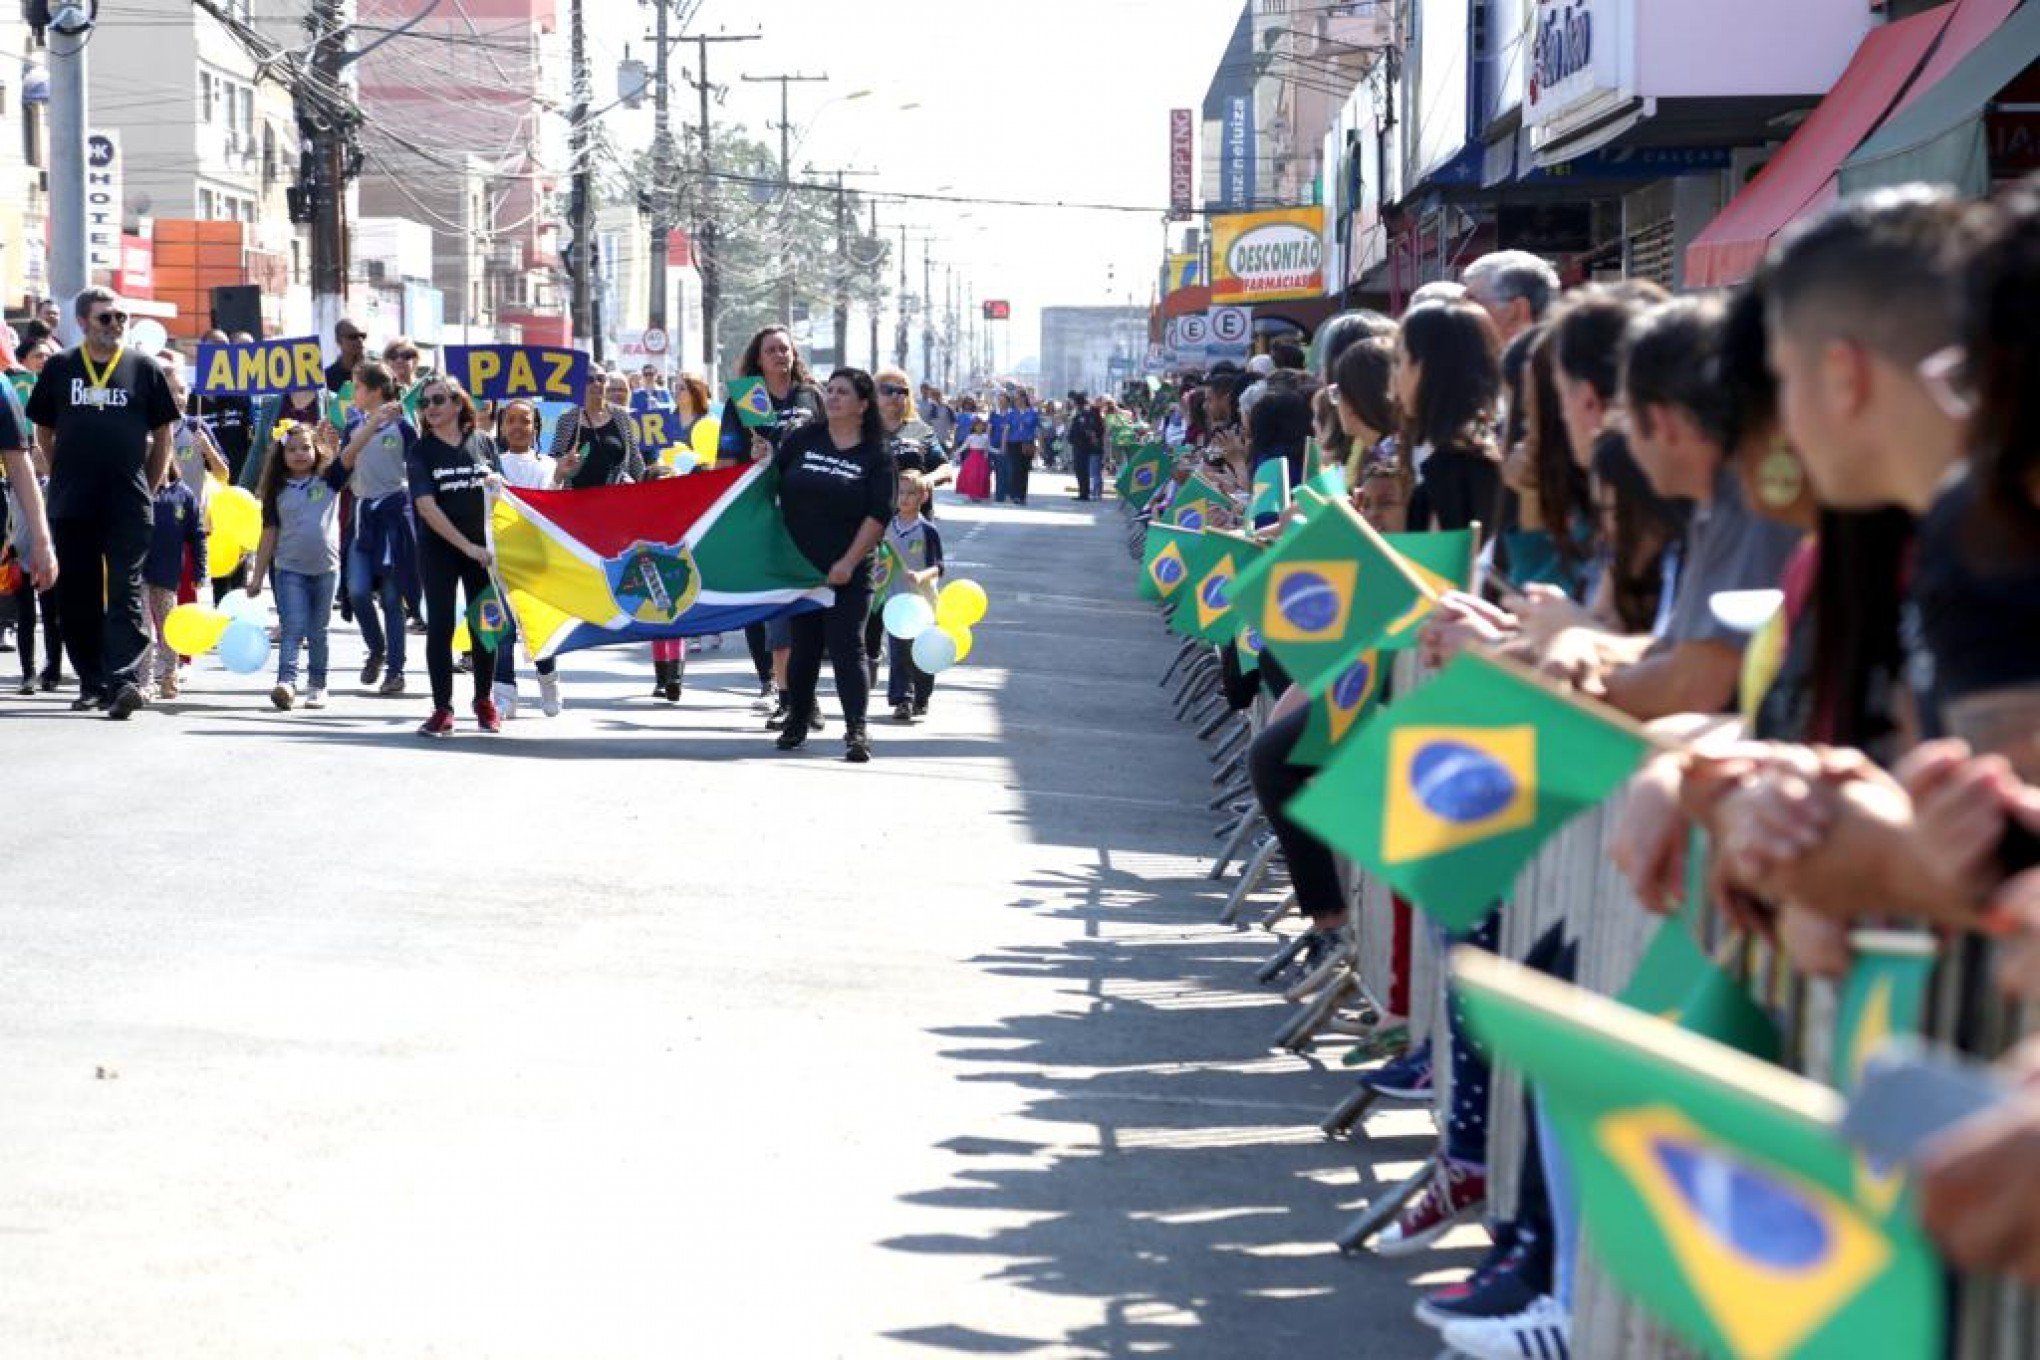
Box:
[38,668,62,691]
[418,706,455,738]
[1362,1042,1434,1101]
[455,651,472,674]
[270,682,296,710]
[106,682,147,720]
[844,724,871,763]
[892,701,913,722]
[473,697,502,734]
[304,687,328,709]
[379,672,406,697]
[1439,1295,1570,1360]
[753,676,776,707]
[492,681,518,721]
[911,700,928,718]
[15,677,34,696]
[808,708,824,733]
[774,721,809,751]
[1374,1160,1488,1257]
[765,695,791,729]
[360,651,384,686]
[70,692,106,712]
[1414,1230,1546,1329]
[538,672,563,717]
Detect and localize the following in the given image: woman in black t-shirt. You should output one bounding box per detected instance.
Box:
[766,368,896,762]
[406,376,501,738]
[548,368,645,488]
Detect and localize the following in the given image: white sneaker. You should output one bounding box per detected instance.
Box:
[538,672,562,717]
[492,680,519,721]
[1439,1295,1571,1360]
[304,687,328,709]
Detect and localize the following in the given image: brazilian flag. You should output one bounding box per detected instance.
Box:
[1375,526,1478,649]
[1288,650,1650,927]
[1248,458,1291,526]
[1117,445,1171,510]
[1139,523,1198,603]
[1833,931,1938,1219]
[1455,949,1943,1360]
[1172,532,1264,643]
[1236,621,1266,674]
[1164,473,1234,532]
[468,583,512,652]
[1290,647,1386,767]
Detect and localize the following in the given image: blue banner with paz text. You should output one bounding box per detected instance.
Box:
[444,345,589,403]
[195,336,327,398]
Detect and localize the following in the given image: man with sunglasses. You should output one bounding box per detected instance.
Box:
[23,287,180,718]
[326,320,367,394]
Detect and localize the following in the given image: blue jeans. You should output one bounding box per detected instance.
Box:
[992,447,1009,502]
[275,568,335,687]
[1089,454,1105,500]
[347,539,407,676]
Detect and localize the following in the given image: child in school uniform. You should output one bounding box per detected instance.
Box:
[140,465,207,699]
[881,472,945,721]
[246,421,349,710]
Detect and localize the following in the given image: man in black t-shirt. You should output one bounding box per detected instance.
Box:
[326,318,366,394]
[24,287,180,717]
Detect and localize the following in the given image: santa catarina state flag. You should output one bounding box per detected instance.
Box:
[491,462,830,662]
[1288,650,1650,927]
[1454,949,1943,1360]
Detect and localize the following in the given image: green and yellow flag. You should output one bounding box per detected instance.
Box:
[1172,532,1265,643]
[1117,444,1171,510]
[1289,650,1651,928]
[1455,949,1943,1360]
[1164,473,1234,531]
[1376,526,1478,650]
[1236,620,1265,673]
[1139,523,1198,603]
[1248,458,1291,525]
[1290,647,1387,767]
[1833,931,1938,1218]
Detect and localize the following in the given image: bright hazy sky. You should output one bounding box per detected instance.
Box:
[586,0,1246,371]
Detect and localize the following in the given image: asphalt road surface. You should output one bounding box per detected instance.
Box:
[0,469,1452,1358]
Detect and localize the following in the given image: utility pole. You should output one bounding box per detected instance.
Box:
[646,0,675,358]
[741,71,827,329]
[920,241,934,382]
[568,0,593,351]
[867,199,880,371]
[685,32,758,383]
[39,0,91,344]
[832,170,848,365]
[894,222,908,369]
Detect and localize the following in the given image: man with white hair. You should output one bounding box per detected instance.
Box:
[1460,250,1562,343]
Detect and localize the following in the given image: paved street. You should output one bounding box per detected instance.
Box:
[0,469,1447,1359]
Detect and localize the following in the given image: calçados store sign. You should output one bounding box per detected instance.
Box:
[1526,0,1628,133]
[1213,208,1325,303]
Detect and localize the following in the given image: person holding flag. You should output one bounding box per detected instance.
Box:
[405,376,502,738]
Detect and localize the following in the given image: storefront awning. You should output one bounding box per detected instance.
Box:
[1841,0,2040,196]
[1161,284,1211,319]
[1685,5,1955,289]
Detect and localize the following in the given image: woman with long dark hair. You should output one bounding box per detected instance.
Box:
[762,368,895,762]
[716,326,826,718]
[1396,301,1503,537]
[405,376,501,738]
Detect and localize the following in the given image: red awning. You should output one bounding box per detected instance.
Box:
[1685,5,1955,289]
[1161,284,1211,318]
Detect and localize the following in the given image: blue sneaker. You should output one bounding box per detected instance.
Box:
[1362,1040,1433,1101]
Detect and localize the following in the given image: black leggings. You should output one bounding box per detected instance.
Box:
[785,573,873,729]
[11,578,61,679]
[1009,443,1035,503]
[420,540,497,710]
[1248,702,1346,924]
[744,622,773,683]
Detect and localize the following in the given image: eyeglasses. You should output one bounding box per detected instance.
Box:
[421,393,454,408]
[339,332,364,343]
[92,310,129,326]
[1918,345,1976,421]
[878,384,911,398]
[388,350,419,362]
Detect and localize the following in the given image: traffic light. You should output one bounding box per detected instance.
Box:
[982,299,1011,320]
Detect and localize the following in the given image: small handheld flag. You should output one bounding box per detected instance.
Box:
[727,377,776,429]
[1290,647,1385,767]
[1248,458,1291,526]
[1140,523,1198,602]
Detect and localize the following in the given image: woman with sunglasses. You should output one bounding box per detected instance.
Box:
[716,326,826,716]
[762,368,895,762]
[406,376,502,737]
[549,367,646,488]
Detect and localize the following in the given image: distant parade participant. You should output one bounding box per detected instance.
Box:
[405,376,501,738]
[24,287,179,719]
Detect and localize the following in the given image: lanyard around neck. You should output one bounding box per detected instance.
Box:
[79,345,122,391]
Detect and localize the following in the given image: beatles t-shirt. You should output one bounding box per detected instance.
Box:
[406,431,496,544]
[25,346,180,520]
[774,423,897,575]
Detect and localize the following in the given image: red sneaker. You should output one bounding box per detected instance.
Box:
[1375,1158,1487,1257]
[417,707,456,738]
[473,697,502,734]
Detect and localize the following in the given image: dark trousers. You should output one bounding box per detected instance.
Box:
[1071,448,1098,499]
[11,578,61,679]
[1009,443,1035,504]
[52,514,150,699]
[886,634,934,707]
[743,622,773,683]
[1248,703,1345,923]
[862,612,884,663]
[785,573,873,729]
[419,539,496,710]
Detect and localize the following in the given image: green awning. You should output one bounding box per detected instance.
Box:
[1841,0,2040,195]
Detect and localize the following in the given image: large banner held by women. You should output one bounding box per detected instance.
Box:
[491,462,830,661]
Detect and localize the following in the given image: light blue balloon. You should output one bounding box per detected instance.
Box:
[218,619,272,675]
[911,626,958,674]
[883,592,935,641]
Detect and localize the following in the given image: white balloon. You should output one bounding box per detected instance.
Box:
[1708,589,1785,634]
[216,588,268,624]
[129,319,169,355]
[911,626,959,674]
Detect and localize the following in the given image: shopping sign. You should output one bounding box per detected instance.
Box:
[1170,109,1195,221]
[1211,207,1326,304]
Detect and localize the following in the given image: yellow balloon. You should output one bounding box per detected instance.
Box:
[690,417,721,461]
[163,602,230,655]
[941,622,974,663]
[206,530,245,580]
[210,487,261,551]
[937,579,988,629]
[452,619,472,652]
